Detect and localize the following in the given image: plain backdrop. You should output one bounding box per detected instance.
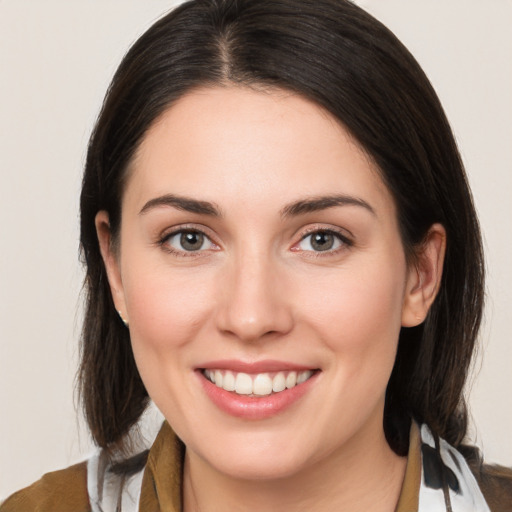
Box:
[1,0,511,500]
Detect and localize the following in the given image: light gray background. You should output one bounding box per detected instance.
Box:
[1,0,511,499]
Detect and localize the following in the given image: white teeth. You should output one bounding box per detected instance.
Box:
[297,370,313,384]
[285,371,297,389]
[204,369,315,396]
[253,373,273,396]
[214,370,223,388]
[272,372,286,392]
[223,371,236,391]
[235,372,253,394]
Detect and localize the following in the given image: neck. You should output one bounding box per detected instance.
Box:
[183,418,407,512]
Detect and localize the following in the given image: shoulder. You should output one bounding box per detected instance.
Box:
[418,424,512,511]
[471,462,512,512]
[0,461,90,512]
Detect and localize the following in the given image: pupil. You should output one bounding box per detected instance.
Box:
[181,231,204,251]
[312,232,334,251]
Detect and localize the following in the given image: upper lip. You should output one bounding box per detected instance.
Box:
[198,359,317,373]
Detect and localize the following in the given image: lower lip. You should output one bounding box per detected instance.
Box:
[197,371,319,420]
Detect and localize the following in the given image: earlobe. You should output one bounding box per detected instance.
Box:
[95,211,128,324]
[401,223,446,327]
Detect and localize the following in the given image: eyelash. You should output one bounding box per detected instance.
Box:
[158,226,353,257]
[293,227,353,257]
[158,226,219,257]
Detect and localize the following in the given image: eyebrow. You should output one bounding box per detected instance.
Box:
[139,194,221,216]
[280,195,376,217]
[139,193,374,218]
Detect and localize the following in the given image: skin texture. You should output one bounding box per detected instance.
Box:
[96,86,446,511]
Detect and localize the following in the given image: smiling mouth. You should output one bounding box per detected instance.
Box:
[202,369,316,396]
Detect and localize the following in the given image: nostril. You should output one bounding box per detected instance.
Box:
[214,262,294,340]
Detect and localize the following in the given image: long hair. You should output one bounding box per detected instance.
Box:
[79,0,484,456]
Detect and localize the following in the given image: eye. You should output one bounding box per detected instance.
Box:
[164,229,216,253]
[297,230,347,252]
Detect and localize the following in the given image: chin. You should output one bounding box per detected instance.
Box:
[185,426,317,481]
[208,449,310,482]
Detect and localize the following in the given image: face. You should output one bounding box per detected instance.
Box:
[98,86,443,481]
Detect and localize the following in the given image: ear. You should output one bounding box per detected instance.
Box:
[95,211,129,325]
[401,223,446,327]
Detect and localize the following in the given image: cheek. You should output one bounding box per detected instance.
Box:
[121,259,216,362]
[122,262,218,422]
[297,257,406,373]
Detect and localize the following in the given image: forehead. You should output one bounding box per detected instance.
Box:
[125,86,395,216]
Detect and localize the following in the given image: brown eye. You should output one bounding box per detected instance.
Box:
[297,230,346,252]
[180,231,205,251]
[310,232,335,251]
[164,230,214,253]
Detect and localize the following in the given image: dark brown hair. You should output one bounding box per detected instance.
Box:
[79,0,484,456]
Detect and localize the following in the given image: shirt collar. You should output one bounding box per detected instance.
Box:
[139,421,422,512]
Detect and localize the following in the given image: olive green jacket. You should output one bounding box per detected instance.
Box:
[2,422,511,511]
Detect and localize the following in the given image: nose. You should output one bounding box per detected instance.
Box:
[215,251,294,342]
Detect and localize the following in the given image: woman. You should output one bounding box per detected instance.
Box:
[2,0,511,510]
